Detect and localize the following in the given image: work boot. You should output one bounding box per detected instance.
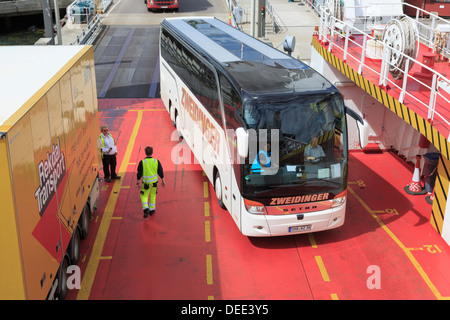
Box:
[143,208,151,218]
[149,210,155,216]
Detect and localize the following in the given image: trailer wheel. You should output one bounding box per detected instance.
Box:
[55,255,70,300]
[69,227,81,265]
[80,204,91,239]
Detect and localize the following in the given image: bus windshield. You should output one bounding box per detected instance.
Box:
[241,92,348,200]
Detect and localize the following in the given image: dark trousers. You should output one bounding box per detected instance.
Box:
[102,154,118,179]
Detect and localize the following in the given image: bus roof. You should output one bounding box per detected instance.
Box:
[161,17,335,95]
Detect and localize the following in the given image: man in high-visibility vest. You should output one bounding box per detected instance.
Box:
[99,124,120,183]
[136,146,166,218]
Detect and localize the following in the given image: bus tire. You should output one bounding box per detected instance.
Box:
[169,101,176,127]
[55,255,70,300]
[175,111,183,139]
[69,227,81,265]
[214,172,226,210]
[80,204,91,239]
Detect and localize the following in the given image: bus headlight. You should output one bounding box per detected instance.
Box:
[331,190,347,208]
[244,199,266,215]
[174,0,179,4]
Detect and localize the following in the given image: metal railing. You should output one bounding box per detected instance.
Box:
[71,13,101,44]
[315,2,450,138]
[66,0,113,45]
[225,0,286,33]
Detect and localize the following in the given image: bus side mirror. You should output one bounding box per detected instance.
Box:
[345,106,369,149]
[357,120,369,149]
[236,127,249,158]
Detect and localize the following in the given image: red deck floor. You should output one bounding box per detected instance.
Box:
[65,99,450,301]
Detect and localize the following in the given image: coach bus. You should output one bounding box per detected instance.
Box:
[159,17,368,236]
[145,0,179,12]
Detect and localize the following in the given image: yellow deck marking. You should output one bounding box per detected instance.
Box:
[203,182,209,198]
[330,293,339,300]
[206,255,213,285]
[348,186,448,300]
[208,295,214,300]
[128,109,166,112]
[315,256,330,282]
[205,221,211,242]
[99,256,113,260]
[204,202,210,217]
[308,234,318,248]
[77,110,143,300]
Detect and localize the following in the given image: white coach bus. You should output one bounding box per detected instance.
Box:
[159,17,367,236]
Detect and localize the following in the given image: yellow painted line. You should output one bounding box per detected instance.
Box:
[121,186,130,189]
[208,295,214,300]
[348,185,448,300]
[308,234,318,248]
[330,293,339,300]
[99,256,113,260]
[206,255,213,285]
[315,256,330,282]
[128,108,166,112]
[128,162,136,165]
[203,182,209,198]
[95,216,99,223]
[77,110,143,300]
[110,217,122,220]
[81,253,87,263]
[205,221,211,242]
[204,202,210,217]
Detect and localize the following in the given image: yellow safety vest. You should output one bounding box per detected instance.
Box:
[142,158,159,184]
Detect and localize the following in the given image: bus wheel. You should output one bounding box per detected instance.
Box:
[69,227,81,265]
[55,255,70,300]
[214,172,226,209]
[80,204,91,239]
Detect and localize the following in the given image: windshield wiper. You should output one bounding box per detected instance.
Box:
[321,179,342,186]
[268,181,306,188]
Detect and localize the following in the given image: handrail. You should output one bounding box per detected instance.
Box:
[66,0,113,45]
[315,1,450,136]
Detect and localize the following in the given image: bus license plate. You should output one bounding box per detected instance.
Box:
[289,225,312,232]
[161,6,168,8]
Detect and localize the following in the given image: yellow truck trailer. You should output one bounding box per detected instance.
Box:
[0,45,100,299]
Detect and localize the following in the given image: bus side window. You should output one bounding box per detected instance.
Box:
[220,73,244,172]
[219,73,242,130]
